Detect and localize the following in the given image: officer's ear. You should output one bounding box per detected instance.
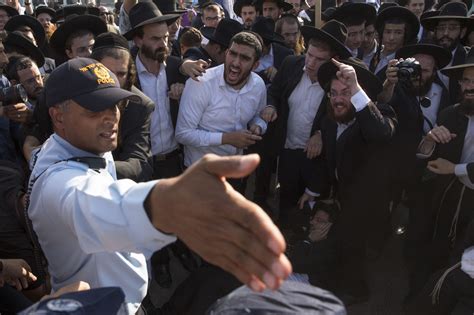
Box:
[48,103,67,130]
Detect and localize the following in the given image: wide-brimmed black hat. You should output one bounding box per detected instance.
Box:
[233,0,255,17]
[420,9,439,21]
[5,15,45,46]
[396,44,452,69]
[421,2,471,31]
[123,2,180,40]
[52,5,100,23]
[45,57,140,110]
[436,0,472,11]
[49,14,107,56]
[251,16,284,44]
[441,48,474,78]
[4,31,45,67]
[318,58,383,101]
[202,18,244,48]
[0,5,19,17]
[375,6,420,44]
[378,2,398,13]
[301,20,352,59]
[322,7,336,22]
[154,0,186,14]
[34,5,56,18]
[254,0,293,13]
[93,32,129,52]
[331,2,376,26]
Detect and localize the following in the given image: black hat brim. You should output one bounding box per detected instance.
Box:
[421,15,472,31]
[50,15,108,56]
[233,0,254,17]
[301,25,352,59]
[73,87,141,112]
[375,7,420,43]
[254,0,293,12]
[123,14,180,40]
[5,15,46,46]
[318,59,382,101]
[396,44,452,69]
[4,33,45,67]
[440,62,474,79]
[0,5,19,17]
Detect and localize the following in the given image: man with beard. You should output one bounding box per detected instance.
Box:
[421,1,472,103]
[255,0,292,22]
[124,1,187,180]
[234,0,258,29]
[34,5,56,41]
[7,56,43,110]
[176,31,267,192]
[300,58,396,304]
[275,14,304,55]
[411,49,474,300]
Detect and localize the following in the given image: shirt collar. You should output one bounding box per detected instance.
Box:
[136,54,166,75]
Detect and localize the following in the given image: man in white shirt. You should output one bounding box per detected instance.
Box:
[176,31,267,191]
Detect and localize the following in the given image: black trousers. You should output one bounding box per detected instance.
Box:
[152,150,183,180]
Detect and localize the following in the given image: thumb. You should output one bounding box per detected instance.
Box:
[204,154,260,179]
[451,133,457,138]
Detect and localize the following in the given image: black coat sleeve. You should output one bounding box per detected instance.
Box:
[356,102,398,143]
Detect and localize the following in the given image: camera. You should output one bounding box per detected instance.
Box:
[395,59,421,81]
[0,84,28,106]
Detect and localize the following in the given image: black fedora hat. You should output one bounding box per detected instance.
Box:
[396,44,452,69]
[93,32,129,52]
[251,16,284,44]
[4,31,45,67]
[0,5,19,17]
[378,2,398,13]
[318,57,383,101]
[419,9,440,21]
[436,0,472,10]
[375,6,420,44]
[34,5,56,18]
[202,18,244,47]
[331,2,376,26]
[154,0,187,14]
[123,2,180,40]
[301,20,352,59]
[322,7,336,22]
[5,15,46,46]
[52,5,100,23]
[254,0,293,13]
[233,0,255,17]
[421,2,471,31]
[441,48,474,78]
[49,14,107,56]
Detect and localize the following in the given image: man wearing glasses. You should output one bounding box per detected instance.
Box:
[421,1,472,103]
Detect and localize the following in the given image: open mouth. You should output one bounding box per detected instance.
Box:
[228,67,241,81]
[100,130,117,141]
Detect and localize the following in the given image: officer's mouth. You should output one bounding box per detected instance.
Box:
[100,130,117,140]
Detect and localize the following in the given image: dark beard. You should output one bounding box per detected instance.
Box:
[435,37,459,51]
[141,44,168,63]
[459,90,474,115]
[327,101,356,124]
[407,75,435,97]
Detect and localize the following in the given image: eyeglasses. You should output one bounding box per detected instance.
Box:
[459,78,474,85]
[434,25,461,32]
[328,90,352,98]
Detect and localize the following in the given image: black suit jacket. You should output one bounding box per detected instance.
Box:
[268,55,328,151]
[257,43,294,85]
[113,86,154,182]
[134,55,186,128]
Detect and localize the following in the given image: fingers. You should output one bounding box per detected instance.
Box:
[203,154,260,179]
[298,195,305,209]
[331,58,343,67]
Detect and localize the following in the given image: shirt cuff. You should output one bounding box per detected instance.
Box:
[455,164,468,177]
[252,117,268,134]
[209,132,223,145]
[350,89,371,112]
[305,188,320,197]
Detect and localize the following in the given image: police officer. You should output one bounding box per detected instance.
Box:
[27,58,291,314]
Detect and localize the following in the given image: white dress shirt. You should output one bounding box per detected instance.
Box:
[285,70,325,149]
[362,42,377,68]
[254,45,274,73]
[454,115,474,189]
[422,83,442,133]
[374,51,395,75]
[28,134,176,314]
[176,64,267,167]
[136,56,178,155]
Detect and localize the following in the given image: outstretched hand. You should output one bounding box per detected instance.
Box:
[150,154,292,291]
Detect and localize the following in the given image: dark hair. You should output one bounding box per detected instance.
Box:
[397,0,410,6]
[307,38,335,56]
[229,31,263,60]
[179,27,202,48]
[6,55,36,81]
[65,29,94,51]
[275,14,300,34]
[90,47,136,91]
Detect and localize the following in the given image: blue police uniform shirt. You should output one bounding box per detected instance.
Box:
[28,133,176,314]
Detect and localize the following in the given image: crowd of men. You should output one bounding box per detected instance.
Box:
[0,0,473,313]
